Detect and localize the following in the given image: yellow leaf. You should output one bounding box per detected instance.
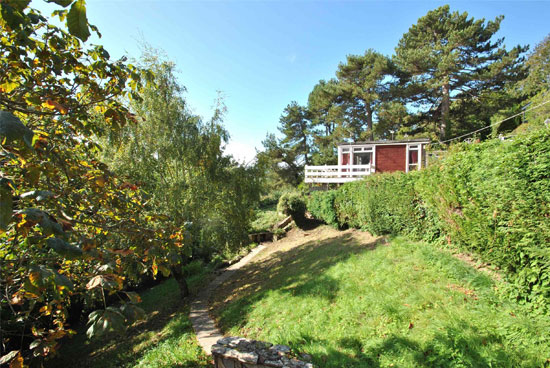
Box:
[1,81,18,93]
[95,177,105,187]
[41,100,56,110]
[29,272,40,286]
[41,100,68,114]
[39,305,51,316]
[9,353,24,368]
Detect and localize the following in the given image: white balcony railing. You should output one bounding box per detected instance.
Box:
[304,164,375,184]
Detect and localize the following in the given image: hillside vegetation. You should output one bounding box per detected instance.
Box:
[212,227,550,367]
[307,128,550,313]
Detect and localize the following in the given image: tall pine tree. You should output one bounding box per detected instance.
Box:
[336,50,392,140]
[394,5,526,140]
[279,101,312,165]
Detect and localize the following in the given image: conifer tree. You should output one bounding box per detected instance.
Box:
[279,101,312,165]
[394,5,526,140]
[336,50,392,140]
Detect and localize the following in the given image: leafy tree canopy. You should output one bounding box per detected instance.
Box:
[394,5,526,139]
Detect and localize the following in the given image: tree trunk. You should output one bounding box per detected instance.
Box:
[171,266,190,299]
[302,135,309,165]
[366,105,374,140]
[67,295,84,326]
[441,80,450,140]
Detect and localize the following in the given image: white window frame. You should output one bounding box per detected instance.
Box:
[350,145,374,167]
[406,144,421,172]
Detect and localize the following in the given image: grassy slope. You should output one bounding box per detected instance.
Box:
[48,277,212,368]
[212,227,550,367]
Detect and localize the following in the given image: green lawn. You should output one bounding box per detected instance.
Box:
[47,278,212,368]
[213,229,550,367]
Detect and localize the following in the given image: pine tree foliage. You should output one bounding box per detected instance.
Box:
[336,50,392,140]
[394,5,527,139]
[278,101,312,165]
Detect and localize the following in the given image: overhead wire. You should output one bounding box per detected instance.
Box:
[438,98,550,144]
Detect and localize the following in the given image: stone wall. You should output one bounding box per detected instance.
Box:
[212,337,313,368]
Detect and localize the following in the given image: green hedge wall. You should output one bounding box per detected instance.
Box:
[306,129,550,312]
[307,190,338,227]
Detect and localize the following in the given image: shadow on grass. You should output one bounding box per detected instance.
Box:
[213,230,542,367]
[286,322,518,368]
[46,279,211,368]
[213,230,384,332]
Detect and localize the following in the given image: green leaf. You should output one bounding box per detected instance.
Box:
[66,0,90,42]
[0,178,13,231]
[47,238,83,259]
[18,208,64,236]
[0,111,34,148]
[53,272,74,292]
[119,303,146,323]
[86,307,126,339]
[46,0,73,7]
[5,0,31,11]
[0,350,20,365]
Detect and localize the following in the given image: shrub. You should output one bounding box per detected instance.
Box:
[326,172,439,239]
[259,189,285,208]
[307,191,338,227]
[277,191,307,225]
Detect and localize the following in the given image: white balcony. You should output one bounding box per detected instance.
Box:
[304,164,375,184]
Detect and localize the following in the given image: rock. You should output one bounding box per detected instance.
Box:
[264,360,284,367]
[225,349,258,364]
[272,345,291,354]
[212,344,227,355]
[213,337,312,368]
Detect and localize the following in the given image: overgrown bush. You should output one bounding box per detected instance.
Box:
[277,191,307,225]
[307,191,338,227]
[307,173,439,239]
[306,128,550,312]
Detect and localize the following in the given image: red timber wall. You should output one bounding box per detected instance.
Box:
[375,145,407,173]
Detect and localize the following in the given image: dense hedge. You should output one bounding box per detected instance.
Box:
[307,190,338,227]
[306,129,550,312]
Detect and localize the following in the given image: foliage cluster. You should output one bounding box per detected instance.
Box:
[277,192,306,226]
[0,4,176,365]
[306,191,337,227]
[101,50,262,278]
[47,278,211,368]
[0,3,260,366]
[249,205,284,234]
[307,128,550,312]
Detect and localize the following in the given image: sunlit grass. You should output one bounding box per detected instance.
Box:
[214,232,550,367]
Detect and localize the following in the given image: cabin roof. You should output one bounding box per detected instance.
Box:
[337,138,430,147]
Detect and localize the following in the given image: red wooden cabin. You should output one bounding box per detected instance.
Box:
[305,138,430,184]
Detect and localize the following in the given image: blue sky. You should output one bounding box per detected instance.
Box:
[34,1,550,161]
